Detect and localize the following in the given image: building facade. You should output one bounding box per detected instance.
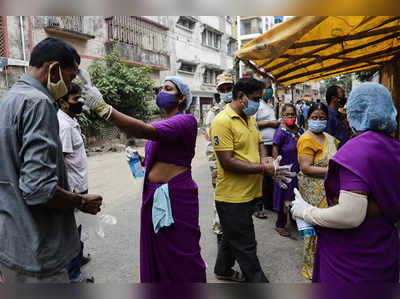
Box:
[0,16,170,96]
[158,16,236,123]
[0,16,236,123]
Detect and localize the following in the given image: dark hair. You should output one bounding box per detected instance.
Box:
[58,83,81,102]
[281,103,297,115]
[308,102,329,120]
[167,80,185,112]
[325,85,343,105]
[233,78,265,99]
[29,37,81,68]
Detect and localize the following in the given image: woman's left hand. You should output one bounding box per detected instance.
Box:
[291,188,312,219]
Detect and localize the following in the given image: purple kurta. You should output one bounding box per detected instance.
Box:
[140,114,206,282]
[272,127,302,212]
[313,131,400,282]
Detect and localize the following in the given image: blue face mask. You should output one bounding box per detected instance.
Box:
[308,119,327,133]
[243,96,260,116]
[220,92,233,103]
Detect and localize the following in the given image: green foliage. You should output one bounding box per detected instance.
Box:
[320,74,353,100]
[76,48,156,135]
[88,48,155,120]
[355,70,378,82]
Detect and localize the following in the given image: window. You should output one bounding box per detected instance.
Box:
[177,16,196,30]
[227,39,236,56]
[46,16,85,33]
[0,17,5,57]
[202,29,221,49]
[240,17,262,35]
[265,23,269,31]
[179,63,196,73]
[203,69,221,84]
[274,16,284,24]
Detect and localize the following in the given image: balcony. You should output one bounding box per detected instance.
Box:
[105,16,169,70]
[44,16,94,40]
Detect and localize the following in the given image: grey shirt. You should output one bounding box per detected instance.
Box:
[0,74,79,277]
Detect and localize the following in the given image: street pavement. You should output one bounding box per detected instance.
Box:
[77,132,307,283]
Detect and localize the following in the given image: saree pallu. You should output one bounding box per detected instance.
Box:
[297,133,337,280]
[140,141,206,282]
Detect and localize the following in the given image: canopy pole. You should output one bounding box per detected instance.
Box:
[380,56,400,140]
[240,59,275,82]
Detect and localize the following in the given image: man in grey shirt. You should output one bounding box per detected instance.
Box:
[0,37,102,283]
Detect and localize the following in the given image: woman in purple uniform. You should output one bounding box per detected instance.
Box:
[291,82,400,282]
[82,76,206,282]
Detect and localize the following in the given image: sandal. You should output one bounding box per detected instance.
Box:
[253,211,268,219]
[215,270,245,282]
[275,227,291,237]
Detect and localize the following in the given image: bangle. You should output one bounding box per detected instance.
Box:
[260,162,265,176]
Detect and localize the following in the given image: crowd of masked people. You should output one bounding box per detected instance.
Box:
[0,37,399,284]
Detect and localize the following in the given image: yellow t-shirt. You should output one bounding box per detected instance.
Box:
[297,133,340,163]
[209,104,263,203]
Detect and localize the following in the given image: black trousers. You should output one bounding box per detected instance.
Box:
[254,144,274,211]
[214,200,268,283]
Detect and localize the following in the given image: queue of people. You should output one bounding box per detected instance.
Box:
[0,37,399,284]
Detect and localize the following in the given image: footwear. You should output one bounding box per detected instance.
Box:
[253,211,268,219]
[275,227,291,237]
[215,270,245,282]
[80,254,91,268]
[70,273,95,283]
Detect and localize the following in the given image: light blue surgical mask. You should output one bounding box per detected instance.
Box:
[220,92,233,103]
[243,96,260,116]
[308,119,327,133]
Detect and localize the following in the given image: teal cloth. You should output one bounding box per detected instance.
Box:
[152,183,174,233]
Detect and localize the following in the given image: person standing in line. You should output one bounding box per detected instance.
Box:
[272,104,304,237]
[57,83,94,283]
[209,78,294,282]
[0,37,102,283]
[254,79,281,217]
[205,73,234,241]
[325,85,350,148]
[296,102,338,280]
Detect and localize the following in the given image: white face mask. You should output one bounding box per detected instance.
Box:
[47,63,68,100]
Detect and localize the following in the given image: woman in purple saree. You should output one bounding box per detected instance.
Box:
[82,76,206,282]
[291,82,400,282]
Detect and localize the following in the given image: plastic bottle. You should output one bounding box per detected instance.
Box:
[126,147,145,179]
[285,201,316,238]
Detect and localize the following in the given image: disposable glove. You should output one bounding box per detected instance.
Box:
[290,188,312,220]
[82,86,113,120]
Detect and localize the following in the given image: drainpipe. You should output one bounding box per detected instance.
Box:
[19,16,27,73]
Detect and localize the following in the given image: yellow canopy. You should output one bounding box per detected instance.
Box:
[237,16,400,86]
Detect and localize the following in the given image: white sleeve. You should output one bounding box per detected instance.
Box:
[303,190,368,229]
[59,126,74,154]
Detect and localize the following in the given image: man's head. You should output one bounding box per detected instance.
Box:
[58,83,83,117]
[326,85,345,110]
[216,73,234,103]
[29,37,81,99]
[232,78,265,116]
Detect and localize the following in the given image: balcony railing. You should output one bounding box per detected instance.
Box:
[47,16,84,33]
[106,16,168,55]
[45,16,94,40]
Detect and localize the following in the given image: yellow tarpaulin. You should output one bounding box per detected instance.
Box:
[237,16,400,86]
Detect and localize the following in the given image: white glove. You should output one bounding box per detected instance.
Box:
[82,86,113,120]
[290,188,312,219]
[272,156,297,189]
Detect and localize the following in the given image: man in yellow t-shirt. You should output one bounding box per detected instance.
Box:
[210,78,275,283]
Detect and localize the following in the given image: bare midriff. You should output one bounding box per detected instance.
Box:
[147,161,189,184]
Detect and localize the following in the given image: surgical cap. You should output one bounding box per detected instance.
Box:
[347,82,398,135]
[162,76,192,111]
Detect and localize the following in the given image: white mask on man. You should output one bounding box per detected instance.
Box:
[47,63,68,100]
